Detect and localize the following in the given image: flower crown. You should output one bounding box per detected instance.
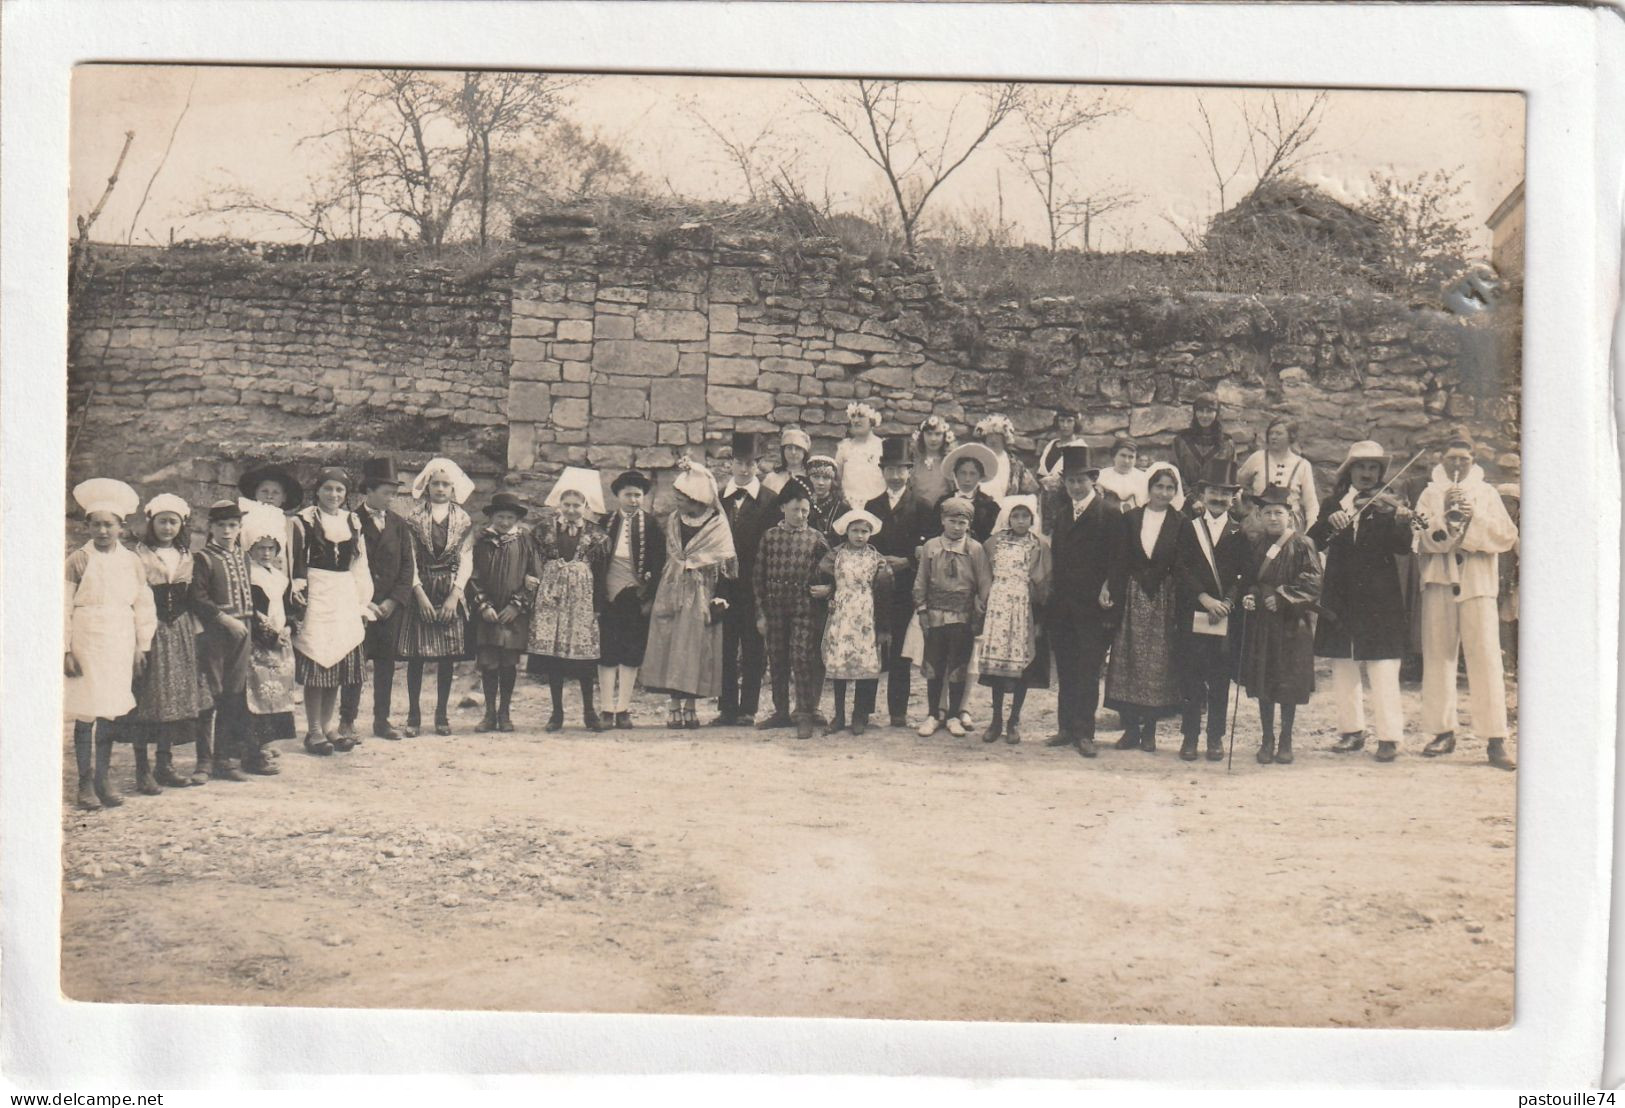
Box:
[974,414,1016,441]
[846,401,882,426]
[916,414,957,448]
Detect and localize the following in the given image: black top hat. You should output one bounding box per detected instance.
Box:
[207,500,243,523]
[358,457,400,491]
[611,469,652,495]
[1060,444,1098,476]
[238,463,304,510]
[731,431,762,460]
[774,478,812,506]
[1192,455,1242,491]
[1251,483,1294,509]
[880,435,912,466]
[483,491,529,518]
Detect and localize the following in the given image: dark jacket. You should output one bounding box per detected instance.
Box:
[190,542,254,628]
[866,486,933,629]
[720,481,774,618]
[1043,489,1123,629]
[1307,495,1413,660]
[358,506,416,609]
[604,508,668,606]
[1174,510,1251,622]
[934,487,1000,544]
[1118,506,1183,597]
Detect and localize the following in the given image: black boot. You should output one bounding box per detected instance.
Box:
[1332,731,1365,753]
[581,679,601,732]
[191,714,213,785]
[93,732,124,807]
[1486,738,1516,771]
[154,726,193,788]
[1139,719,1156,753]
[476,671,499,732]
[134,743,161,795]
[1422,731,1455,757]
[1179,734,1199,762]
[74,723,100,810]
[497,667,517,732]
[1274,732,1294,764]
[1205,735,1225,762]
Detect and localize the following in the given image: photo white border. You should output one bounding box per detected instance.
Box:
[3,0,1618,1088]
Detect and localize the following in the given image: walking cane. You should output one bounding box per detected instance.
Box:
[1226,598,1250,773]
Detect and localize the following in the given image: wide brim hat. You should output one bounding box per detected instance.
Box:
[611,469,652,495]
[358,456,401,491]
[1058,443,1099,477]
[237,464,304,510]
[993,493,1040,535]
[944,442,998,479]
[1333,440,1392,482]
[545,465,607,517]
[1192,455,1241,491]
[483,491,529,518]
[780,428,813,454]
[831,508,883,538]
[880,435,912,466]
[1249,484,1294,509]
[73,477,140,520]
[412,457,476,504]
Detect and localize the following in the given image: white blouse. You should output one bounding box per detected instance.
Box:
[1140,507,1170,558]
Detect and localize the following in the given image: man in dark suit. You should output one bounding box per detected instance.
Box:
[339,456,417,741]
[715,431,773,725]
[864,435,935,728]
[1042,444,1124,757]
[1172,456,1250,762]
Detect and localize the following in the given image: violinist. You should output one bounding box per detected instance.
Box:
[1307,440,1420,763]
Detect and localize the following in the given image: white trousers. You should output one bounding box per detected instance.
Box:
[1420,586,1509,738]
[598,664,639,713]
[1329,657,1404,744]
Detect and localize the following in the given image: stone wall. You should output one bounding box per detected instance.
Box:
[503,212,1519,502]
[67,216,1520,515]
[69,258,513,487]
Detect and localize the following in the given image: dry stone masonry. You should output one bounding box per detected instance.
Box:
[68,210,1519,511]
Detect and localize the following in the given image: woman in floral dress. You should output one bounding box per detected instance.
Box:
[816,509,894,735]
[527,467,611,732]
[395,457,475,736]
[976,495,1050,745]
[1104,464,1186,753]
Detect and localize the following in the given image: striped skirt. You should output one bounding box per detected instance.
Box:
[393,567,469,660]
[295,644,365,688]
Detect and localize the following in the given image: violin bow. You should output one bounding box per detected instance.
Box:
[1353,447,1429,519]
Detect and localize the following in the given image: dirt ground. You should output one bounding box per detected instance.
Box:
[60,664,1516,1028]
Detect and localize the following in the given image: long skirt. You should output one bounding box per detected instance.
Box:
[640,575,723,699]
[599,588,651,667]
[130,618,208,722]
[393,566,469,660]
[1104,575,1183,715]
[528,560,600,674]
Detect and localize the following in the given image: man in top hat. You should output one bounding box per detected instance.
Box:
[1414,429,1519,770]
[1173,455,1251,762]
[714,431,773,725]
[1041,444,1124,757]
[864,434,934,728]
[338,456,417,742]
[1306,441,1418,763]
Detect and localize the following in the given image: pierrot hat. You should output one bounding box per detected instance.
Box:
[73,478,140,520]
[144,492,190,521]
[831,508,883,538]
[413,457,476,504]
[240,502,288,551]
[993,493,1039,535]
[1334,440,1392,482]
[545,466,607,517]
[944,442,998,479]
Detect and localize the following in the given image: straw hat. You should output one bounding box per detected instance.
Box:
[1333,440,1392,482]
[944,442,998,479]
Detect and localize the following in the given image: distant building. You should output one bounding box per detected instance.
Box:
[1486,180,1524,280]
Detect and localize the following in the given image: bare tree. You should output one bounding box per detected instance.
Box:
[186,179,349,249]
[682,100,800,203]
[455,71,576,245]
[1192,94,1248,215]
[797,79,1025,250]
[1006,88,1125,251]
[1191,90,1330,218]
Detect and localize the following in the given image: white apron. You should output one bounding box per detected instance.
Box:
[293,567,367,669]
[65,544,150,722]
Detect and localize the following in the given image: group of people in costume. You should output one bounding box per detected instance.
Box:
[63,394,1520,810]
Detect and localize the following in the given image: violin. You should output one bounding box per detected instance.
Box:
[1330,490,1423,535]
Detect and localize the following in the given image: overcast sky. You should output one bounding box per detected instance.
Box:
[71,65,1524,253]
